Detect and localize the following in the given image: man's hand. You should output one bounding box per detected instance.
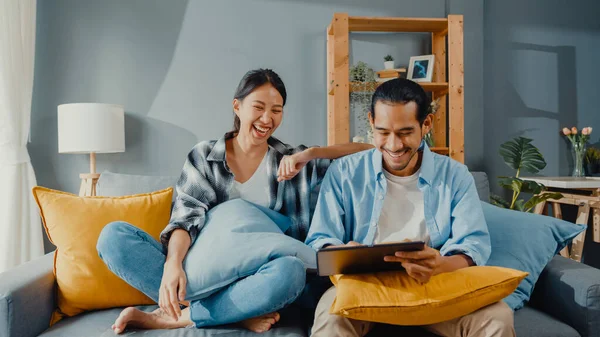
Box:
[277,149,313,182]
[384,246,442,283]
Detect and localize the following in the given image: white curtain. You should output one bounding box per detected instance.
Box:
[0,0,44,273]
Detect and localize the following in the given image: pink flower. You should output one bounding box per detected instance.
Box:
[571,127,578,134]
[582,127,590,136]
[562,127,571,135]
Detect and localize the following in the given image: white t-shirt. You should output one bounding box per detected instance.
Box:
[228,153,270,208]
[374,168,429,244]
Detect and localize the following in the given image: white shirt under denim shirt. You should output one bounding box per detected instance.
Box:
[374,167,429,244]
[305,142,491,267]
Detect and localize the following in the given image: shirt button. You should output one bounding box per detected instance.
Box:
[377,194,384,200]
[371,221,377,227]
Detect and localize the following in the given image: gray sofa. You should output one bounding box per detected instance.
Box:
[1,172,600,337]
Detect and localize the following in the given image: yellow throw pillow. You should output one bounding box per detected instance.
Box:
[330,266,527,326]
[32,186,173,325]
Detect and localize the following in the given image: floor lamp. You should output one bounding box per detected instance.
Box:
[58,103,125,196]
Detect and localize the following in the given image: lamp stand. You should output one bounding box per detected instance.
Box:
[79,152,100,196]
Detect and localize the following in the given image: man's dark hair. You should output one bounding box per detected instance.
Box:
[370,78,431,124]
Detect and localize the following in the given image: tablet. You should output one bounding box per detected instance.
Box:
[316,241,426,276]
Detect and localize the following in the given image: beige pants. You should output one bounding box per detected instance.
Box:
[312,286,516,337]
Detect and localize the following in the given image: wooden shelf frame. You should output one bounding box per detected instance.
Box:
[347,81,449,95]
[326,13,465,163]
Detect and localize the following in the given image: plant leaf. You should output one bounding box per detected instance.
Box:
[490,194,510,208]
[523,192,564,212]
[499,137,547,174]
[498,176,522,193]
[514,199,525,211]
[519,180,545,195]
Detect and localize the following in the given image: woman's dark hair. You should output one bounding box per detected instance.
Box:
[232,69,287,132]
[370,78,431,125]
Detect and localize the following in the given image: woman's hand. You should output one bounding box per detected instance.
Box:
[277,149,314,181]
[159,259,187,321]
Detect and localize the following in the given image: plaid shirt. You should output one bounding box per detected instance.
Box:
[160,132,331,247]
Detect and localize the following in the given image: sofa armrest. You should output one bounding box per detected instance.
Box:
[529,255,600,337]
[0,252,55,337]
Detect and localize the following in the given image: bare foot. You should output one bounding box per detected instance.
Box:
[111,307,192,334]
[238,312,281,333]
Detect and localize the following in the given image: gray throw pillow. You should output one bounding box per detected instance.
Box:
[470,171,490,202]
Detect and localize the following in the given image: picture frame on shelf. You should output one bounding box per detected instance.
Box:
[407,54,435,82]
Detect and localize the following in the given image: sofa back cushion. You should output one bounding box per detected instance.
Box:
[96,171,179,201]
[470,171,490,202]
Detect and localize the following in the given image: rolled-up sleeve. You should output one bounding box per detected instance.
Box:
[305,160,346,251]
[439,166,491,266]
[160,146,217,247]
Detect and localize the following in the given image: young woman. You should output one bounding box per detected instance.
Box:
[96,69,373,334]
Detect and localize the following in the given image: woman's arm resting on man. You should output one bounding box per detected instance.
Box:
[278,142,373,181]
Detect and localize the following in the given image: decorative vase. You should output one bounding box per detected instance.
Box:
[384,61,394,69]
[571,142,586,177]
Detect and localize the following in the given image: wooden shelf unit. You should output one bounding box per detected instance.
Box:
[347,81,449,95]
[326,13,465,163]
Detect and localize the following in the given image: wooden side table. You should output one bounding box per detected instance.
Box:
[522,177,600,262]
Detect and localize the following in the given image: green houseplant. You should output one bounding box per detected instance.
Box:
[586,147,600,175]
[423,98,440,147]
[349,61,376,143]
[384,55,394,69]
[490,137,562,212]
[349,61,376,82]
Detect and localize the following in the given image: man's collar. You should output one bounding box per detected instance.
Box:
[372,140,433,185]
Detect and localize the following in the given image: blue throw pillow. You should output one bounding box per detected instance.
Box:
[182,199,316,301]
[481,201,586,310]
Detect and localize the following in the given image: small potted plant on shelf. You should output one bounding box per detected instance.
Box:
[384,55,394,69]
[424,98,440,147]
[349,61,376,93]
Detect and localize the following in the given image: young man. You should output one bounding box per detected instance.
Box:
[305,78,514,337]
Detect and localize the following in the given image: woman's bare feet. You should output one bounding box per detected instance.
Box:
[112,307,192,334]
[238,312,281,333]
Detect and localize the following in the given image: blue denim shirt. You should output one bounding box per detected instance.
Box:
[305,143,490,266]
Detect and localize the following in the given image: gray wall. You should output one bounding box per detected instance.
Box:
[483,0,600,266]
[29,0,483,251]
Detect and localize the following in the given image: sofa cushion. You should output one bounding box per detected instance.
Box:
[183,199,317,301]
[32,187,173,324]
[38,305,308,337]
[513,306,581,337]
[470,171,490,202]
[329,266,526,326]
[96,170,179,201]
[482,201,586,310]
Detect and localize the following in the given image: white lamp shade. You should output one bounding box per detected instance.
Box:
[58,103,125,154]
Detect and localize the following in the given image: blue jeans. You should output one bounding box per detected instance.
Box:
[96,221,306,328]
